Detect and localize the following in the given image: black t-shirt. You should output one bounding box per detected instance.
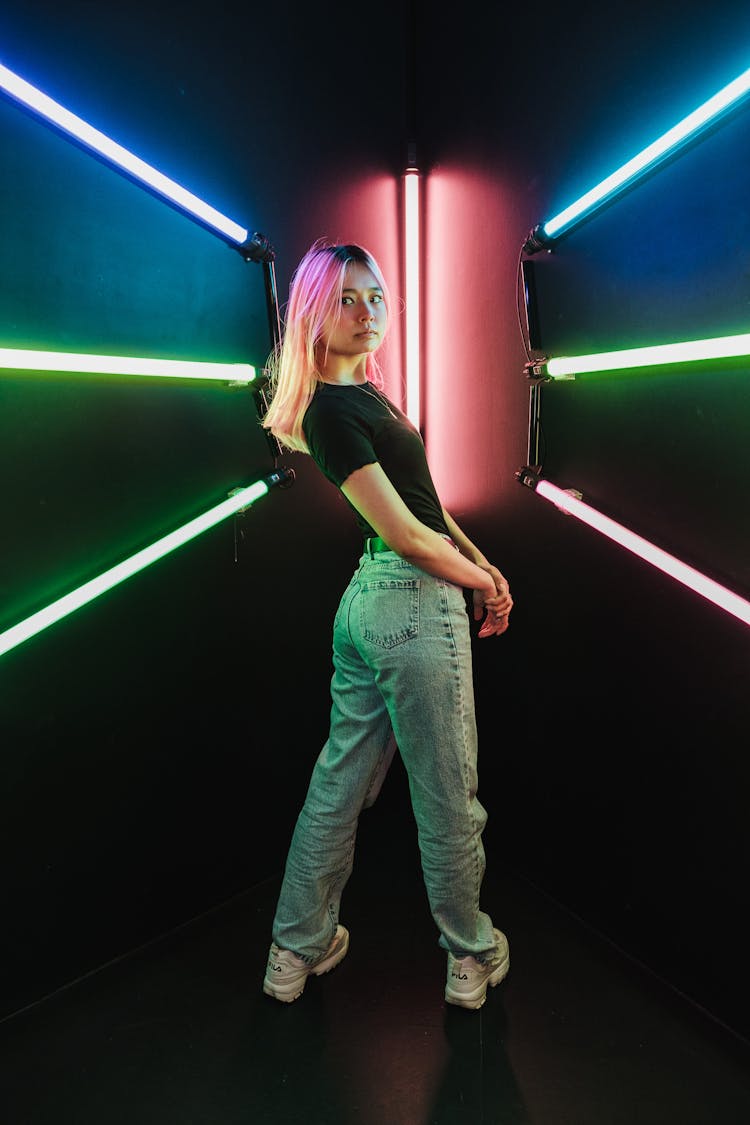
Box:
[303,381,450,540]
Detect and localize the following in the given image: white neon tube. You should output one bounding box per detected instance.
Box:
[542,64,750,241]
[535,480,750,627]
[0,479,271,658]
[404,167,421,429]
[546,332,750,379]
[0,61,248,244]
[0,346,256,383]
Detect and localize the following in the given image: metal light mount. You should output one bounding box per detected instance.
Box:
[248,368,283,463]
[231,230,284,462]
[233,230,282,353]
[515,465,541,490]
[526,378,543,472]
[249,367,274,434]
[235,231,275,264]
[524,357,549,383]
[522,224,555,256]
[228,466,295,512]
[229,467,295,563]
[523,359,549,473]
[517,465,584,515]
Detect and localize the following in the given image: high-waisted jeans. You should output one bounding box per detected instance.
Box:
[270,546,497,962]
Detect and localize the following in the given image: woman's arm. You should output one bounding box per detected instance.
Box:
[441,506,513,636]
[341,463,513,636]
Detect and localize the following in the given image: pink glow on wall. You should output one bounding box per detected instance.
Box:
[423,164,528,512]
[304,171,404,410]
[536,480,750,627]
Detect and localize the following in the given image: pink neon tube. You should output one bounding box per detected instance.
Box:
[536,480,750,628]
[404,168,421,429]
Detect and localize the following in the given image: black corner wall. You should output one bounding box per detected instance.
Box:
[414,0,750,1040]
[0,0,408,1016]
[1,0,749,1043]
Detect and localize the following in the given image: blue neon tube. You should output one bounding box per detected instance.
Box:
[526,63,750,250]
[0,61,248,244]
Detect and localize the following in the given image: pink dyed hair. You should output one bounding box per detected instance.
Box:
[262,239,391,453]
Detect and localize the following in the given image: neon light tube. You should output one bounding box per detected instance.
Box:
[535,479,750,628]
[0,346,256,383]
[529,63,750,248]
[404,166,421,429]
[0,62,248,244]
[545,331,750,378]
[0,475,283,658]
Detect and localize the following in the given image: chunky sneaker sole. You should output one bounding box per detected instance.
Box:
[263,924,349,1003]
[445,928,509,1010]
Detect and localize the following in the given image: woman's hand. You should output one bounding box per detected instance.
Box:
[473,565,513,638]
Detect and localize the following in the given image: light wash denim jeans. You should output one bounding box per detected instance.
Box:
[270,544,497,963]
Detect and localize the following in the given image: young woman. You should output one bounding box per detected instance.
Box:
[260,239,513,1010]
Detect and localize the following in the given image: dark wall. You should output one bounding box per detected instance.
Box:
[1,0,748,1044]
[414,0,750,1041]
[0,0,408,1016]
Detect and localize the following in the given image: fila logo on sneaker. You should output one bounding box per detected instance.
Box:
[270,963,282,972]
[451,970,469,980]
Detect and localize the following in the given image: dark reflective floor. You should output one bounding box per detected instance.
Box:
[3,773,750,1125]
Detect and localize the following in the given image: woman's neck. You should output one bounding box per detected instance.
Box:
[318,354,368,385]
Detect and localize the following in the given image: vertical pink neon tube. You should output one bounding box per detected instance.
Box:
[404,167,421,430]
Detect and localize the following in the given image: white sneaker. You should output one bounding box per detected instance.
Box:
[445,928,509,1009]
[263,924,349,1003]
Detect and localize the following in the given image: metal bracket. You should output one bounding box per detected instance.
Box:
[522,224,555,256]
[524,358,549,383]
[515,465,541,490]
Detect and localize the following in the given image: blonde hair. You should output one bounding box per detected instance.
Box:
[262,239,391,453]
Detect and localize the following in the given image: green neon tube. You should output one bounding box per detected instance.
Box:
[0,347,256,383]
[545,331,750,378]
[0,477,272,658]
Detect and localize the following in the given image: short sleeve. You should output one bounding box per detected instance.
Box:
[304,396,378,487]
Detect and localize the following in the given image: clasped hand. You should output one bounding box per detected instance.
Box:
[473,564,513,638]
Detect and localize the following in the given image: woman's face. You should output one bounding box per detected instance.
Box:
[321,261,387,366]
